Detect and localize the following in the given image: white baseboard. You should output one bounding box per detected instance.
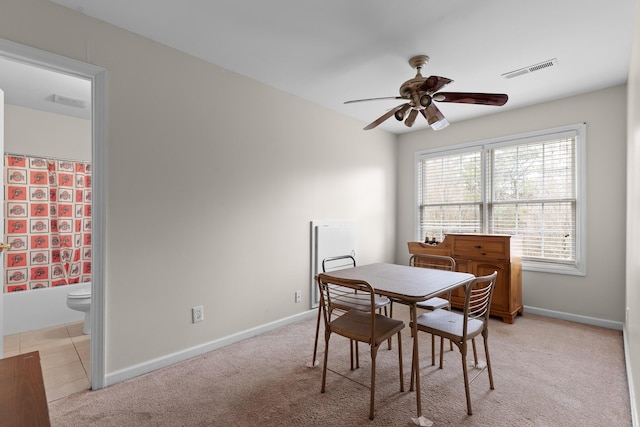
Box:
[105,309,317,387]
[623,324,639,427]
[524,305,623,330]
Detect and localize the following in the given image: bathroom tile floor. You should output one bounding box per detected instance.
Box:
[2,321,90,402]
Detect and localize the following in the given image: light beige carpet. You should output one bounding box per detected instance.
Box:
[49,306,631,426]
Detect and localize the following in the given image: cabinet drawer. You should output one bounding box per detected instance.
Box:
[453,238,507,261]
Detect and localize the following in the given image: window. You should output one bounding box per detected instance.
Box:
[416,123,585,275]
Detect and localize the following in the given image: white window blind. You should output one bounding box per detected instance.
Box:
[418,150,482,238]
[489,136,576,263]
[416,124,585,275]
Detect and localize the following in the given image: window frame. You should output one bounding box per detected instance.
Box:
[414,123,586,276]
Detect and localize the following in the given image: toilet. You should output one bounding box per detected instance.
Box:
[66,286,91,334]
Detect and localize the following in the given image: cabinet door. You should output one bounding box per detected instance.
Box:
[473,261,509,312]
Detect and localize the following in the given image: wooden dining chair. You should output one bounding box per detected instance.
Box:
[410,254,457,310]
[410,254,457,365]
[317,273,405,420]
[412,271,498,415]
[310,255,391,369]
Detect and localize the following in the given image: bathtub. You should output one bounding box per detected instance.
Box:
[3,283,90,335]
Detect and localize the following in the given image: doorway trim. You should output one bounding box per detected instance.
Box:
[0,38,107,389]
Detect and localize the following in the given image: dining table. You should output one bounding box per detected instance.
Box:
[322,262,474,426]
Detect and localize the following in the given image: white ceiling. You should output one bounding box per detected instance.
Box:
[5,1,637,133]
[0,58,92,120]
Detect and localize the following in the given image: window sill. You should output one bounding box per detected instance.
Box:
[522,261,585,276]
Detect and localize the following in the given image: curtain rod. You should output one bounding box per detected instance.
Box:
[4,152,91,164]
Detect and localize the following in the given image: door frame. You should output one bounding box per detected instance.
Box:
[0,38,107,389]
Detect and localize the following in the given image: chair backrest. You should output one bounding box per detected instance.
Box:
[409,254,456,271]
[316,273,375,332]
[461,271,498,335]
[322,255,356,273]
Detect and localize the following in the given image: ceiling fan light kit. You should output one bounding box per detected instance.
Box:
[345,54,509,131]
[405,109,419,127]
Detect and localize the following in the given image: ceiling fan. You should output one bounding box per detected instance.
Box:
[344,55,508,131]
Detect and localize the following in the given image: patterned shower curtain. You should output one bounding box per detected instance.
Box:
[4,154,92,292]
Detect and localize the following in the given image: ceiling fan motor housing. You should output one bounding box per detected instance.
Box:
[400,77,428,107]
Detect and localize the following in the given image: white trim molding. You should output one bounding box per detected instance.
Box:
[623,324,639,427]
[524,305,623,330]
[0,37,108,390]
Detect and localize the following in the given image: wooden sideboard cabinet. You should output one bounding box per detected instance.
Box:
[408,234,523,323]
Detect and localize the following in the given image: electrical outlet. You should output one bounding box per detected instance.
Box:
[192,305,204,323]
[295,290,302,303]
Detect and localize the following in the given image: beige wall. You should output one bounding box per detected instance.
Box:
[627,0,640,421]
[397,85,627,324]
[0,0,397,374]
[4,104,91,160]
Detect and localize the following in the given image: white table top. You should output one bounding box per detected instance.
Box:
[321,262,474,302]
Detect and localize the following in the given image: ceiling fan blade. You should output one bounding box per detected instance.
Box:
[419,76,453,94]
[433,92,508,106]
[363,103,410,130]
[421,105,450,131]
[344,96,403,104]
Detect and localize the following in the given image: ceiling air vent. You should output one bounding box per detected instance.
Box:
[50,94,86,108]
[501,58,558,79]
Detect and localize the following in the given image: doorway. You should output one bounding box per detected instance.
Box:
[0,38,106,390]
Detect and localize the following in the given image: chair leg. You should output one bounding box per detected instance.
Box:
[431,334,436,366]
[410,340,416,391]
[439,335,444,369]
[370,345,378,420]
[384,303,392,350]
[472,338,479,366]
[460,344,473,415]
[350,340,355,370]
[311,306,322,367]
[348,340,361,370]
[397,331,404,392]
[483,331,495,390]
[321,333,330,393]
